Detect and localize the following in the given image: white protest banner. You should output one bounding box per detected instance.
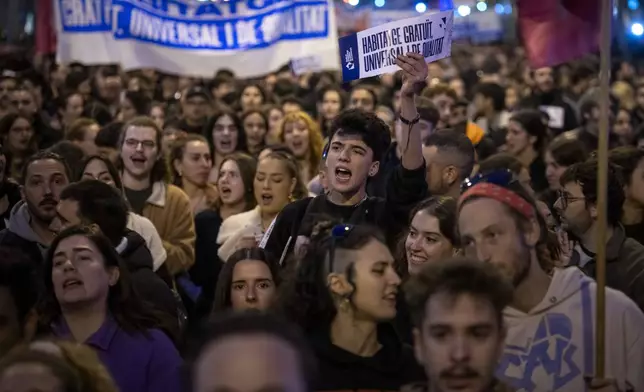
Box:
[291,54,324,75]
[55,0,340,78]
[338,10,454,82]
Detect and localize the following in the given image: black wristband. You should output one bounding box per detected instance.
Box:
[399,112,421,126]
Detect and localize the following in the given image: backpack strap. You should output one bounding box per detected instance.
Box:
[294,195,327,236]
[276,196,321,265]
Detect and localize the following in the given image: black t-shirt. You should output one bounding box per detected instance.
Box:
[263,163,428,263]
[124,187,153,215]
[309,324,426,392]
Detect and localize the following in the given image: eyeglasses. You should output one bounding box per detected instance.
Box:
[556,190,585,209]
[460,169,515,194]
[328,224,355,273]
[124,138,156,150]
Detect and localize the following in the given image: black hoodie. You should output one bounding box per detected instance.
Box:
[118,230,179,326]
[309,323,426,392]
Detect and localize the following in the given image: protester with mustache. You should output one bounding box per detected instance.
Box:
[0,151,70,265]
[404,258,515,392]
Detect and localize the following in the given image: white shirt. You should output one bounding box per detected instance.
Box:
[126,212,167,271]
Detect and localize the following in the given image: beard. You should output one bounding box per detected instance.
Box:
[25,197,56,224]
[512,242,533,287]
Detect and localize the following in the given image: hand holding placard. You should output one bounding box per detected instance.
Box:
[339,10,453,82]
[396,53,429,98]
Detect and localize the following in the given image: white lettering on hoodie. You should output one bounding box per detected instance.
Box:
[497,267,644,392]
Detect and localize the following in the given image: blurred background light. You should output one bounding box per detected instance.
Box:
[415,2,427,12]
[457,5,471,16]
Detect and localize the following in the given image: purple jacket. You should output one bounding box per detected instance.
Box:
[53,316,183,392]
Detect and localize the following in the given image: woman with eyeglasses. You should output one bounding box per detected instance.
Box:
[40,225,182,392]
[217,150,308,261]
[277,222,425,391]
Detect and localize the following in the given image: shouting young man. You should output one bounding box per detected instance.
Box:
[262,53,428,263]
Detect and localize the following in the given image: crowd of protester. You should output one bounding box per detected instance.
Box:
[1,43,644,392]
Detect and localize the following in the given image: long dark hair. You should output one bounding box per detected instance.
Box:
[39,225,170,339]
[204,110,248,157]
[395,196,458,277]
[239,83,269,111]
[78,155,124,190]
[240,109,269,155]
[510,109,549,153]
[0,113,36,150]
[0,113,37,179]
[211,247,280,313]
[214,152,257,211]
[275,221,386,331]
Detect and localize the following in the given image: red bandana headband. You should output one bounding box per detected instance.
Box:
[458,182,535,219]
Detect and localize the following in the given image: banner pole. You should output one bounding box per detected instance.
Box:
[595,0,612,379]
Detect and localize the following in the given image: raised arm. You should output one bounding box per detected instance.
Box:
[395,52,428,171]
